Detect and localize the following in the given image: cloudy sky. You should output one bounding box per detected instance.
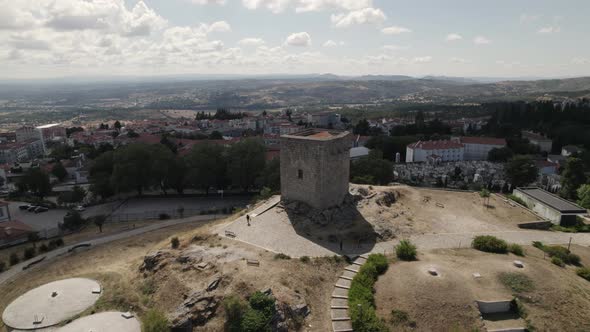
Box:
[1,0,589,79]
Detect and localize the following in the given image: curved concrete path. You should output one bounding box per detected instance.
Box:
[0,214,223,286]
[330,254,368,332]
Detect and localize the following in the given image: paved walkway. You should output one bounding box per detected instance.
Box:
[330,255,368,332]
[0,214,223,286]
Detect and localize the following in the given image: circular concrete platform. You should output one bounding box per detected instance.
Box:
[56,311,141,332]
[2,278,102,330]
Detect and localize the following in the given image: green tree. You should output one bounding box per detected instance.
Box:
[353,119,370,136]
[488,147,513,162]
[51,162,68,181]
[93,215,106,233]
[209,131,223,140]
[560,157,586,199]
[257,158,280,191]
[479,188,491,207]
[505,155,538,188]
[62,211,85,231]
[350,154,394,185]
[577,184,590,209]
[186,143,228,194]
[114,120,122,130]
[227,139,266,192]
[112,144,153,195]
[89,151,115,199]
[150,144,177,194]
[168,157,187,194]
[19,168,52,198]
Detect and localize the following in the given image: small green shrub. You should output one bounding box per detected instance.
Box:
[498,272,534,293]
[396,239,417,261]
[142,309,169,332]
[508,244,524,256]
[140,278,157,295]
[542,245,580,265]
[349,254,389,332]
[299,256,310,263]
[472,235,508,254]
[576,267,590,281]
[274,253,291,260]
[23,247,36,260]
[170,237,180,249]
[532,241,544,250]
[390,309,409,325]
[248,291,275,320]
[159,213,171,220]
[223,296,247,332]
[39,243,49,253]
[366,253,389,273]
[551,256,565,267]
[9,253,19,266]
[241,308,270,332]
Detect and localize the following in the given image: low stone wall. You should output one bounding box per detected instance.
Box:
[476,300,512,314]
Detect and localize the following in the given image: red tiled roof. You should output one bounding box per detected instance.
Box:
[0,220,34,241]
[407,140,464,150]
[460,136,506,146]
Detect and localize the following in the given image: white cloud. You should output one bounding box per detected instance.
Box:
[413,56,432,63]
[242,0,292,13]
[285,32,311,47]
[188,0,226,4]
[381,26,412,35]
[537,26,560,34]
[473,36,491,45]
[445,33,462,41]
[450,57,470,64]
[331,7,386,28]
[572,57,589,65]
[520,13,541,24]
[295,0,372,13]
[238,38,266,46]
[382,44,409,51]
[204,20,232,33]
[323,40,341,47]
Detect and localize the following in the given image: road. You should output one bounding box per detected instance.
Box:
[0,214,224,286]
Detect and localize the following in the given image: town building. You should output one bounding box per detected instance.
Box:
[36,123,66,142]
[405,140,464,163]
[522,131,553,152]
[280,129,352,210]
[350,146,370,161]
[307,112,341,128]
[561,145,583,157]
[459,137,507,161]
[15,126,41,143]
[513,187,587,225]
[0,200,34,248]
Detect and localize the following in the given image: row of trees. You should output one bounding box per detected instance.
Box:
[89,139,279,199]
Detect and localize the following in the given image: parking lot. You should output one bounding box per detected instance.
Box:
[7,202,68,231]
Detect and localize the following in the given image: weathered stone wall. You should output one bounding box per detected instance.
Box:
[280,132,352,210]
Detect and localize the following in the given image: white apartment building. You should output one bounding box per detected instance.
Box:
[460,136,507,161]
[406,140,464,163]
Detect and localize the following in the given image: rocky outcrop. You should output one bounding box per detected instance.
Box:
[140,250,172,273]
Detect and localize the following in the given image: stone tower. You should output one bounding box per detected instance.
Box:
[280,129,352,210]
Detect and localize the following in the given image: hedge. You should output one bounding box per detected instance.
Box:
[472,235,508,254]
[349,253,389,332]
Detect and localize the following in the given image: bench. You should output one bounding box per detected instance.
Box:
[22,256,46,270]
[246,259,260,266]
[68,243,92,253]
[225,230,236,238]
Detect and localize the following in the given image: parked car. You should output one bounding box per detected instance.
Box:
[27,205,39,212]
[34,206,49,213]
[73,205,85,212]
[19,204,32,210]
[0,190,8,197]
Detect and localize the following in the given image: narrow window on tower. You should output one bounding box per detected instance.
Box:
[297,169,303,179]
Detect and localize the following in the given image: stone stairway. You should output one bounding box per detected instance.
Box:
[330,254,369,332]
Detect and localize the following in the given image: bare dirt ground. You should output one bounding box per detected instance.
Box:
[374,246,590,332]
[359,185,539,238]
[0,216,345,332]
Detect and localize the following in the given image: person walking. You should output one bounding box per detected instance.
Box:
[339,239,343,251]
[246,214,250,226]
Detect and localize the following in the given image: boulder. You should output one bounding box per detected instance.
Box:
[169,290,220,328]
[140,250,172,272]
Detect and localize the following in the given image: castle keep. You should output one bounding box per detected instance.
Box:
[280,129,352,210]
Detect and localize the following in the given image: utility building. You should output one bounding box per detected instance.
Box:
[513,187,587,225]
[280,129,352,210]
